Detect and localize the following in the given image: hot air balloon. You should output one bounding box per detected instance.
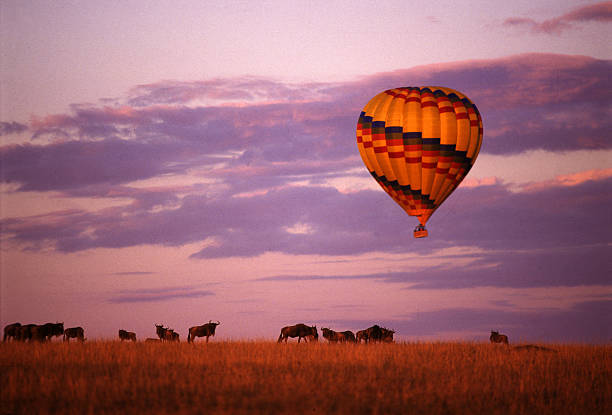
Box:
[356,87,483,238]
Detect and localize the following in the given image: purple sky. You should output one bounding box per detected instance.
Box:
[1,1,611,343]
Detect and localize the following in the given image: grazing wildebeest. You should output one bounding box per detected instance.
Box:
[321,328,355,343]
[342,331,356,343]
[188,321,220,343]
[118,330,137,342]
[3,323,21,341]
[490,331,509,345]
[513,344,556,352]
[166,329,180,342]
[277,324,318,343]
[34,323,64,342]
[356,329,368,343]
[380,327,395,343]
[63,327,85,342]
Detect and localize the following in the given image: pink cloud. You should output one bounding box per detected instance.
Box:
[461,177,500,188]
[128,77,332,107]
[503,1,612,34]
[521,168,612,192]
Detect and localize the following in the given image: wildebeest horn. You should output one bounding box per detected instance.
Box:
[216,321,220,325]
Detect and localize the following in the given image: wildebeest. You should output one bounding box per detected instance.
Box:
[380,327,395,343]
[512,344,556,352]
[321,328,356,343]
[166,329,180,342]
[34,323,64,342]
[490,331,509,345]
[155,324,180,342]
[155,324,167,340]
[155,324,172,341]
[3,323,21,341]
[187,321,220,343]
[17,324,38,342]
[63,327,85,342]
[118,329,137,342]
[277,324,318,343]
[356,325,382,343]
[342,331,356,342]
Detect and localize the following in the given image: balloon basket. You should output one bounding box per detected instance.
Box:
[413,225,428,238]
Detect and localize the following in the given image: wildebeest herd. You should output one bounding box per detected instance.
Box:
[2,322,83,342]
[3,320,510,345]
[276,324,397,343]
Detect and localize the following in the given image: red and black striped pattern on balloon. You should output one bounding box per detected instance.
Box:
[356,86,483,228]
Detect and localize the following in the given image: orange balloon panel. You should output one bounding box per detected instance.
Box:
[356,87,483,227]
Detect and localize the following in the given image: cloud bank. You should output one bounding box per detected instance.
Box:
[1,54,610,289]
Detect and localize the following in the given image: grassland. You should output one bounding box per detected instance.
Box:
[1,341,609,414]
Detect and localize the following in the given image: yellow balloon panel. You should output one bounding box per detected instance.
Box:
[356,87,483,227]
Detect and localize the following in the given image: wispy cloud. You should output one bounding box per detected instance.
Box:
[113,271,155,276]
[0,121,28,136]
[504,1,612,34]
[127,77,332,107]
[109,286,214,303]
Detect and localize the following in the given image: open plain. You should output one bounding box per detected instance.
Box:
[0,341,609,414]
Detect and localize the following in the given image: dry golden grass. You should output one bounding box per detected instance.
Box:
[1,341,610,414]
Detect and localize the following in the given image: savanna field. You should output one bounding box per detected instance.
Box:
[1,341,610,415]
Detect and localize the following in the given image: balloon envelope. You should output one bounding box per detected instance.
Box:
[356,87,483,235]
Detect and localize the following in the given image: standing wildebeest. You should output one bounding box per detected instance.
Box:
[17,324,38,342]
[321,328,355,343]
[33,322,64,342]
[188,321,220,343]
[277,324,318,343]
[63,327,85,342]
[155,324,170,341]
[155,324,180,342]
[3,323,21,341]
[490,331,509,345]
[356,325,383,343]
[118,329,137,342]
